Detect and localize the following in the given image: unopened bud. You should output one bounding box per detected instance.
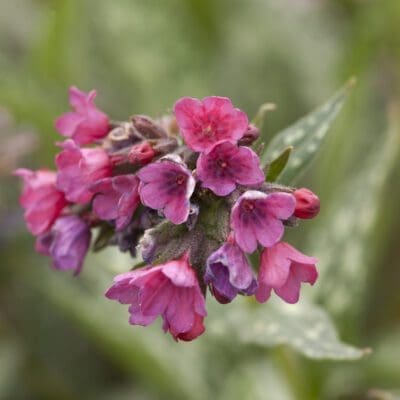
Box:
[128,142,156,165]
[131,115,168,139]
[294,188,320,219]
[238,124,260,146]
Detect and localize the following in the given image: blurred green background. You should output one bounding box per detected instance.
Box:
[1,0,400,399]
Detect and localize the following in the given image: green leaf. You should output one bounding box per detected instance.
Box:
[308,103,400,319]
[266,146,293,182]
[209,297,369,360]
[261,78,356,184]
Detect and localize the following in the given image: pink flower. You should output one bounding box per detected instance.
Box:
[55,139,112,204]
[55,86,109,145]
[105,253,207,341]
[196,141,264,196]
[90,175,140,231]
[35,215,91,275]
[174,96,248,153]
[137,156,195,224]
[255,242,318,304]
[204,241,257,303]
[293,188,320,219]
[14,168,67,235]
[230,190,296,253]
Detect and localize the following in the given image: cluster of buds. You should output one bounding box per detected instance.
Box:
[15,87,320,341]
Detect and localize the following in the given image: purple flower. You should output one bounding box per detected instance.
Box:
[55,139,112,204]
[196,141,264,196]
[205,241,257,303]
[230,190,296,253]
[55,86,109,145]
[90,175,140,231]
[255,242,318,304]
[14,168,67,235]
[174,96,248,153]
[35,215,91,275]
[105,252,207,341]
[137,156,195,224]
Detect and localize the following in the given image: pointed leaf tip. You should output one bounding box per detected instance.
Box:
[261,78,355,184]
[266,146,293,182]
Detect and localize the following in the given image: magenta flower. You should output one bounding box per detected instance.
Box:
[55,139,112,204]
[35,215,91,275]
[90,175,140,231]
[174,96,248,153]
[230,190,296,253]
[137,156,195,224]
[196,141,264,196]
[55,86,109,145]
[255,242,318,304]
[105,253,207,341]
[14,168,67,235]
[204,241,257,304]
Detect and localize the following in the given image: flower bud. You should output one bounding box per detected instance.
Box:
[131,115,168,139]
[128,142,156,165]
[293,188,320,219]
[238,124,260,146]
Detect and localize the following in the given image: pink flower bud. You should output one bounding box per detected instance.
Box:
[128,142,156,166]
[238,124,260,146]
[293,188,320,219]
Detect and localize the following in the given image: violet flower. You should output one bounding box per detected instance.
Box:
[205,241,257,303]
[137,156,195,224]
[230,190,296,253]
[91,175,140,231]
[35,215,91,275]
[196,141,264,196]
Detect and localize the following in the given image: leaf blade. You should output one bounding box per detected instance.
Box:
[262,78,356,184]
[209,297,368,361]
[266,146,293,182]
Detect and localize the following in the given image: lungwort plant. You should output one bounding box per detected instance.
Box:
[14,80,367,355]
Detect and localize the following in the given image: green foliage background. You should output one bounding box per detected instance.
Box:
[1,0,399,399]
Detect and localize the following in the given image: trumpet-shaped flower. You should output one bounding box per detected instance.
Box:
[105,253,207,341]
[255,242,318,304]
[14,168,67,235]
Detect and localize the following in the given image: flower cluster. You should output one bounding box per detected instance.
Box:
[15,88,320,341]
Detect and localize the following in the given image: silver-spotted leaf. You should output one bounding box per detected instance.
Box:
[209,297,368,360]
[262,78,356,184]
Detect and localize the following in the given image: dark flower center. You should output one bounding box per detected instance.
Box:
[176,174,186,185]
[242,200,255,212]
